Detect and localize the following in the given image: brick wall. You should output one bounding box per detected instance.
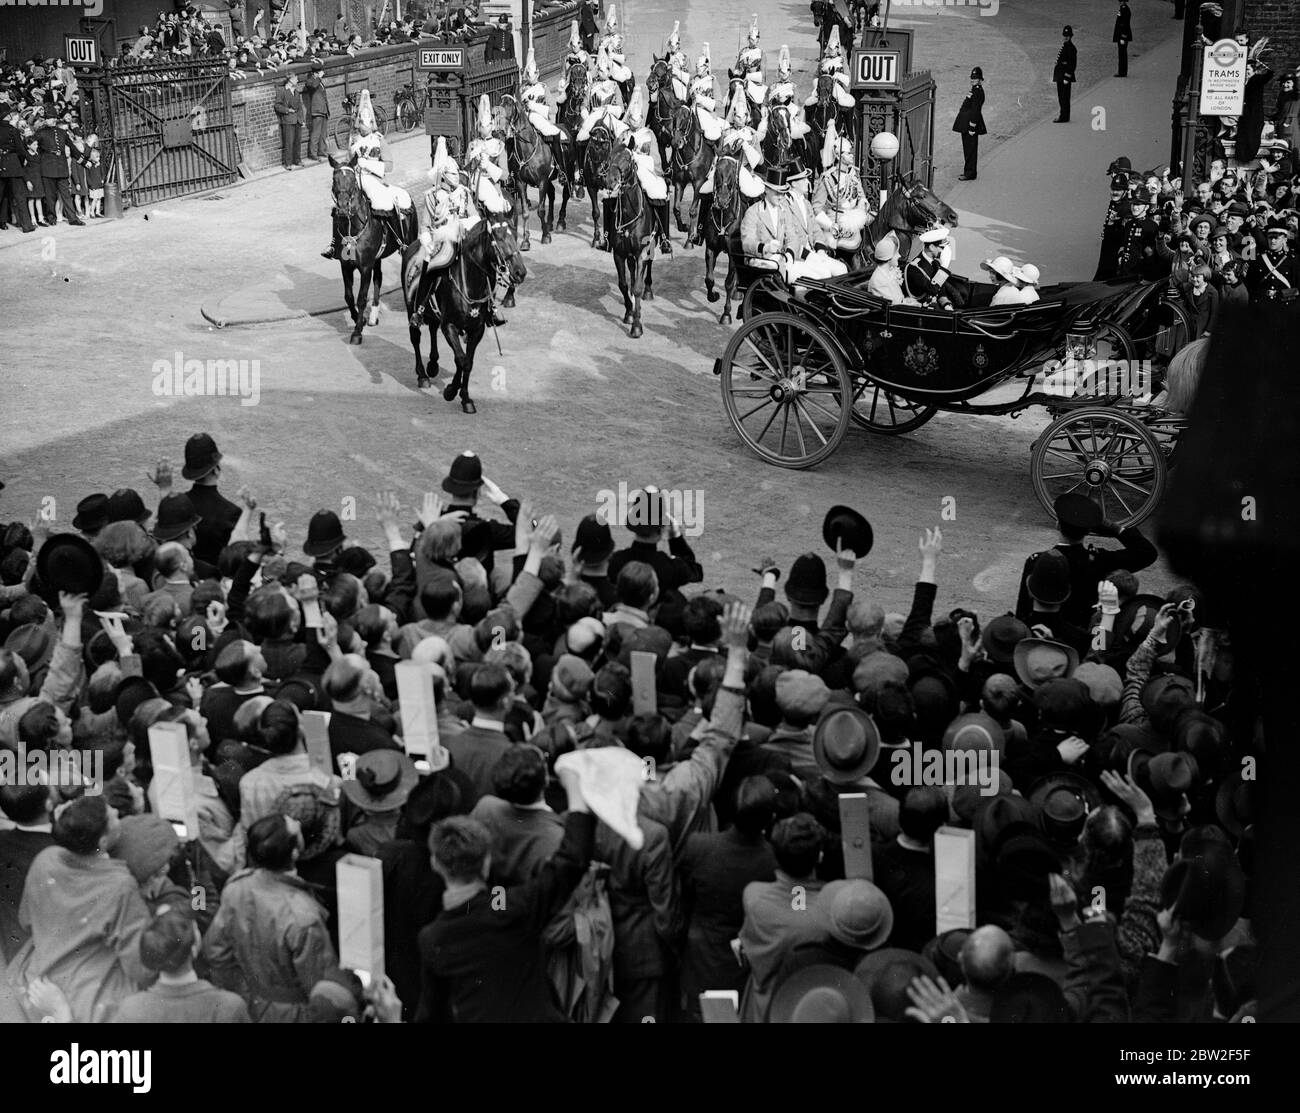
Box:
[1240,0,1299,82]
[229,42,421,169]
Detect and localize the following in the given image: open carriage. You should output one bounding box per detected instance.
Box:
[713,271,1197,526]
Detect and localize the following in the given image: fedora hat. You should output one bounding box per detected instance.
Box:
[942,711,1006,758]
[1160,842,1245,941]
[952,769,1015,823]
[181,432,223,480]
[821,878,893,951]
[151,493,202,542]
[1089,723,1165,778]
[785,552,828,607]
[303,510,347,558]
[1171,709,1227,782]
[441,450,484,497]
[72,493,110,533]
[1025,549,1071,605]
[342,750,418,813]
[854,948,940,1022]
[106,488,151,526]
[770,963,874,1023]
[975,793,1042,862]
[35,533,105,597]
[1029,772,1101,844]
[822,505,873,560]
[980,614,1029,665]
[1013,638,1078,689]
[1131,750,1199,820]
[813,704,881,784]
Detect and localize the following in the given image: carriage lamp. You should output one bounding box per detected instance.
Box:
[870,131,899,210]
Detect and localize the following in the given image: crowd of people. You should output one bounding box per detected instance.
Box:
[0,431,1262,1024]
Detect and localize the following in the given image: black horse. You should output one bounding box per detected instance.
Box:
[401,215,528,410]
[645,57,682,177]
[670,103,717,242]
[328,155,416,344]
[583,122,615,249]
[701,155,759,325]
[761,104,809,179]
[604,145,656,339]
[498,93,573,248]
[803,74,858,187]
[559,62,589,189]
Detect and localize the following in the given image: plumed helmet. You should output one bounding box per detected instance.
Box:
[779,44,791,77]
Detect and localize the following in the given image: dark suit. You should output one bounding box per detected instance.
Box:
[272,84,304,168]
[327,710,401,772]
[33,123,86,224]
[904,253,955,303]
[952,83,986,179]
[443,723,513,801]
[1053,39,1078,121]
[0,120,34,232]
[607,536,705,610]
[303,72,330,159]
[453,499,521,576]
[874,839,936,953]
[1113,4,1132,76]
[1095,197,1127,279]
[1015,528,1159,631]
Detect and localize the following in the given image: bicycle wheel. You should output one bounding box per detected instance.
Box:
[373,104,388,137]
[333,116,352,151]
[397,99,419,132]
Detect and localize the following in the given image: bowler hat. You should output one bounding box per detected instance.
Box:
[72,493,110,533]
[573,513,615,563]
[35,533,105,597]
[106,488,151,526]
[980,614,1029,665]
[854,948,940,1022]
[1013,638,1078,689]
[1054,492,1103,534]
[820,878,893,950]
[342,750,418,813]
[1025,550,1071,605]
[1032,677,1092,733]
[303,510,346,557]
[785,553,829,606]
[770,963,873,1023]
[152,493,202,542]
[812,703,881,784]
[441,450,483,497]
[822,505,873,560]
[1160,842,1245,941]
[181,432,223,480]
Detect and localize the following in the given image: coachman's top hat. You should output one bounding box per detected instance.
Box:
[151,493,202,542]
[822,505,873,560]
[442,451,483,497]
[761,162,792,192]
[181,432,223,480]
[303,510,347,558]
[72,493,110,533]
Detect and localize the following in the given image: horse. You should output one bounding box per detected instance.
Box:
[497,93,572,250]
[812,1,856,56]
[328,155,416,345]
[401,213,528,410]
[803,74,858,187]
[701,155,758,325]
[761,104,808,179]
[669,103,717,242]
[559,62,589,188]
[845,175,961,281]
[583,122,615,249]
[603,144,656,339]
[726,76,765,130]
[645,57,682,176]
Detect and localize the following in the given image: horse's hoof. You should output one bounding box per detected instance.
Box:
[557,219,566,232]
[442,382,458,402]
[644,287,655,302]
[417,375,431,388]
[349,334,363,345]
[720,313,732,326]
[502,294,516,308]
[630,323,644,339]
[461,398,477,414]
[622,312,634,324]
[541,232,552,245]
[707,289,720,303]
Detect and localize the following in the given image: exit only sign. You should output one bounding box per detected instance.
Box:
[64,34,100,68]
[418,46,465,71]
[851,48,901,90]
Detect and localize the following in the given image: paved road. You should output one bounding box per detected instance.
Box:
[0,0,1184,619]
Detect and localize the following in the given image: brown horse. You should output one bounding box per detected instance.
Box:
[328,155,416,345]
[401,213,528,409]
[803,75,857,188]
[497,93,572,249]
[645,57,681,175]
[669,103,716,241]
[701,155,758,325]
[604,145,656,339]
[861,175,960,276]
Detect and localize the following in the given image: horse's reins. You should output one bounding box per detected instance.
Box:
[609,157,646,238]
[707,155,742,238]
[335,166,375,260]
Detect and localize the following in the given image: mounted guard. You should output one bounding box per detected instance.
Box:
[697,84,764,245]
[689,43,724,142]
[768,44,811,141]
[577,57,629,142]
[464,94,512,217]
[664,21,690,101]
[597,5,634,103]
[624,85,674,256]
[520,46,570,186]
[731,14,767,114]
[806,25,855,111]
[812,121,871,259]
[557,20,591,114]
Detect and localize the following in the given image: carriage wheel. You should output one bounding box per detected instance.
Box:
[1031,408,1168,528]
[740,274,785,321]
[719,311,853,469]
[848,377,940,435]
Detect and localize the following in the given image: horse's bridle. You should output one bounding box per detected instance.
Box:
[707,155,742,237]
[671,106,700,171]
[500,94,544,167]
[333,166,374,260]
[445,217,519,313]
[606,151,644,235]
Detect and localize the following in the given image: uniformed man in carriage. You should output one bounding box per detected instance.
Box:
[768,44,812,143]
[464,94,513,218]
[664,22,691,101]
[624,85,675,257]
[904,226,967,308]
[689,43,725,143]
[806,25,856,112]
[812,122,871,262]
[730,15,767,118]
[322,89,416,259]
[519,46,571,186]
[577,56,629,142]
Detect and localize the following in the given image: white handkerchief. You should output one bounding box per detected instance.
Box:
[555,748,645,851]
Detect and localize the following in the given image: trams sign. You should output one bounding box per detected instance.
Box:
[1200,39,1247,116]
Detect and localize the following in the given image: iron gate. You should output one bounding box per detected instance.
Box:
[96,59,239,207]
[856,70,936,196]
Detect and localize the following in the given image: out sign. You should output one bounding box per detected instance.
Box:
[852,49,900,90]
[64,35,99,67]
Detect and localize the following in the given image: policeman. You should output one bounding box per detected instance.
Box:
[952,66,986,181]
[0,106,34,233]
[33,111,87,227]
[1116,195,1170,280]
[1015,493,1159,629]
[1247,220,1298,302]
[1095,173,1129,280]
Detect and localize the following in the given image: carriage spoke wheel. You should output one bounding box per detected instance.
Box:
[847,376,939,435]
[740,274,785,322]
[719,311,852,469]
[1031,408,1168,528]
